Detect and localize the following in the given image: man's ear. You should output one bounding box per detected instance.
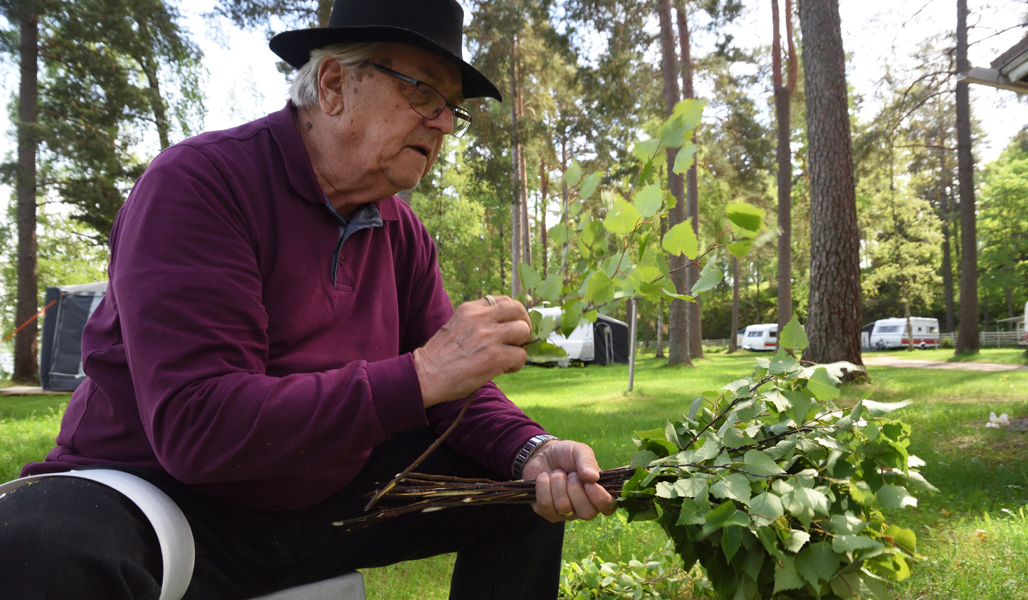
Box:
[318,59,346,117]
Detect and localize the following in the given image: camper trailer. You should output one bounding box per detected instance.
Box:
[741,323,778,352]
[528,306,629,365]
[866,317,940,350]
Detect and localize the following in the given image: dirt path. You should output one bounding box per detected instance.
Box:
[861,355,1028,372]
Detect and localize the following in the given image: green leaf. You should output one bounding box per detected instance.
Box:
[632,139,662,163]
[726,203,764,234]
[629,450,660,468]
[783,530,811,554]
[832,535,884,554]
[603,199,641,235]
[807,367,841,401]
[634,184,663,218]
[672,142,697,174]
[677,498,707,526]
[862,399,913,416]
[795,542,842,589]
[584,271,616,305]
[877,485,917,510]
[536,274,563,304]
[560,301,584,337]
[675,476,709,500]
[690,259,723,295]
[722,525,743,563]
[564,161,582,187]
[581,220,606,250]
[517,262,541,291]
[749,492,785,527]
[701,501,750,537]
[773,556,806,593]
[523,339,567,362]
[784,486,829,526]
[710,473,752,505]
[743,450,785,476]
[672,98,705,128]
[768,349,800,374]
[884,525,918,554]
[727,240,752,258]
[548,222,569,246]
[662,222,698,258]
[580,172,603,201]
[779,315,808,352]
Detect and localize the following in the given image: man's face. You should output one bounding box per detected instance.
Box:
[330,42,463,197]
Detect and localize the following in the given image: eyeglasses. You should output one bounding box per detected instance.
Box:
[368,63,472,138]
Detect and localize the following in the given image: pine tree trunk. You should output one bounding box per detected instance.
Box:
[955,0,980,354]
[730,256,740,353]
[676,4,703,359]
[14,10,40,384]
[798,0,864,369]
[939,143,956,334]
[659,0,691,366]
[509,36,523,296]
[773,0,797,342]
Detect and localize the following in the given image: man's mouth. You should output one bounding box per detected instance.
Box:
[407,144,430,158]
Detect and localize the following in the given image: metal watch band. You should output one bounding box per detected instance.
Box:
[511,434,558,479]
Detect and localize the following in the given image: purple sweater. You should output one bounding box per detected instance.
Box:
[23,104,546,510]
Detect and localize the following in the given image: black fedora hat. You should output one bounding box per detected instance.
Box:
[269,0,502,101]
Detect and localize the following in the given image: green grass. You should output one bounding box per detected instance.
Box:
[4,354,1028,599]
[0,395,69,482]
[864,346,1028,366]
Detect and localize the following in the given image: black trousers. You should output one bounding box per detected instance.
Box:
[0,428,565,599]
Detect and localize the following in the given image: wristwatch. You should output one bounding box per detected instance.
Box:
[511,434,558,479]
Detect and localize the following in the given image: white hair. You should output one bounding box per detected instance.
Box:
[289,43,386,108]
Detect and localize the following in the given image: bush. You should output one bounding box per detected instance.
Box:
[616,317,934,599]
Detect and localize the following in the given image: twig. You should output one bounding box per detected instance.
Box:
[364,395,474,511]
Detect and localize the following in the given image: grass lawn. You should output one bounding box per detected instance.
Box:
[3,349,1027,599]
[863,346,1028,366]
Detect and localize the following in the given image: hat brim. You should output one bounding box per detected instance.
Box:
[269,26,502,101]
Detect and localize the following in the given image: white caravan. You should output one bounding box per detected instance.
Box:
[741,323,778,352]
[866,317,940,350]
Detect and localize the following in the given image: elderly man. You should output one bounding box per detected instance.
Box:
[0,0,614,598]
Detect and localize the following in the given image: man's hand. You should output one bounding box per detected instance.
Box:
[522,440,616,523]
[413,295,532,408]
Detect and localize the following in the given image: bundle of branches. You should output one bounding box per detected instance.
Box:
[332,467,635,531]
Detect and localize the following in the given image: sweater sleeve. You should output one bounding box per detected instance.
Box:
[389,202,547,479]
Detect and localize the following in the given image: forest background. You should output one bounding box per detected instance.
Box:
[0,0,1026,382]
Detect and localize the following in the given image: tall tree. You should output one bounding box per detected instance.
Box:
[798,0,863,369]
[676,2,703,359]
[954,0,979,354]
[977,130,1028,323]
[7,0,43,383]
[1,0,204,382]
[658,0,691,367]
[772,0,798,340]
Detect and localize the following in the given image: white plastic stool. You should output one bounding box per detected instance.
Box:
[0,470,365,600]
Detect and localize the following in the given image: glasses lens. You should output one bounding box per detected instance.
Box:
[410,84,445,120]
[452,107,472,137]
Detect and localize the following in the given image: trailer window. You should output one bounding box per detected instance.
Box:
[877,325,900,333]
[747,330,763,337]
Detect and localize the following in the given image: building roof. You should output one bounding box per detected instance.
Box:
[959,36,1028,94]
